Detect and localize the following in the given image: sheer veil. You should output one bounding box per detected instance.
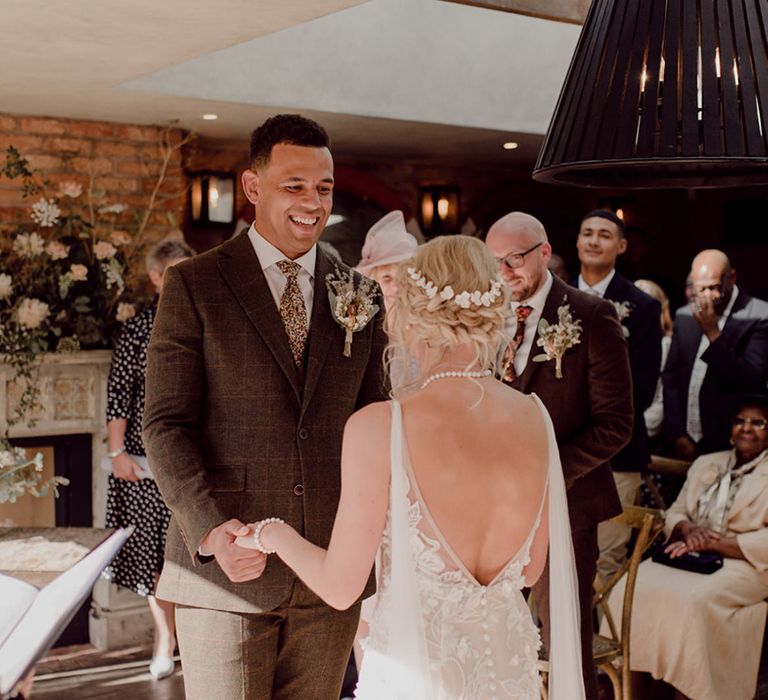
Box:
[534,393,585,699]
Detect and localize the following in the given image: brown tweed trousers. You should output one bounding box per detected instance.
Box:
[143,232,387,697]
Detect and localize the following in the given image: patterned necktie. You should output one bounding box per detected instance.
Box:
[276,260,308,366]
[503,304,534,382]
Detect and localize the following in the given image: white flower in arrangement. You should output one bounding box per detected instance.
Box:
[12,231,46,258]
[30,197,61,227]
[454,291,472,309]
[45,240,70,260]
[439,285,455,301]
[98,202,127,215]
[93,241,118,260]
[116,302,136,323]
[0,273,12,300]
[69,264,88,281]
[16,297,50,329]
[109,230,132,247]
[57,181,83,199]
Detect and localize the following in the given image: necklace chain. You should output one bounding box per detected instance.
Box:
[419,369,492,390]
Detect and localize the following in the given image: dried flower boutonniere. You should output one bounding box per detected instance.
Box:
[326,268,380,357]
[532,296,583,379]
[611,300,632,338]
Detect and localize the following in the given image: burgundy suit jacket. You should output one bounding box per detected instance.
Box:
[511,275,632,529]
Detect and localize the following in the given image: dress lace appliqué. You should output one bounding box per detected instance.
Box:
[356,403,544,700]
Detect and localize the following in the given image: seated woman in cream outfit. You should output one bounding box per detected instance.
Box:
[239,236,584,699]
[606,393,768,700]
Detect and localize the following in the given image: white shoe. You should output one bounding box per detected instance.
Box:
[149,655,175,680]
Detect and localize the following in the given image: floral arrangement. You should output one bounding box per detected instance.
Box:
[610,299,632,338]
[0,129,189,503]
[326,267,380,357]
[532,296,583,379]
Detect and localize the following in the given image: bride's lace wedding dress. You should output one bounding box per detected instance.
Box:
[355,397,584,700]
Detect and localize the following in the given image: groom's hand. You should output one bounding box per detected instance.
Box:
[204,519,267,582]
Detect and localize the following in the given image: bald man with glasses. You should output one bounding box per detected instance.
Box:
[486,212,633,700]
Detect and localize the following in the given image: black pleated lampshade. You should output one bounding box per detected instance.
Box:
[533,0,768,188]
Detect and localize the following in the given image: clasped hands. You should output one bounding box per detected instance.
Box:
[201,519,267,583]
[664,520,720,559]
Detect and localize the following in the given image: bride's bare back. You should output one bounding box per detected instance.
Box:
[399,377,549,586]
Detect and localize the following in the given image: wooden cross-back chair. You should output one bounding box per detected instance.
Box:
[538,505,665,700]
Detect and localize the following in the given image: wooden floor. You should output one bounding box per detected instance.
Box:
[29,632,768,700]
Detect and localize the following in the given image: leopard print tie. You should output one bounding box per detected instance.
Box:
[276,260,308,366]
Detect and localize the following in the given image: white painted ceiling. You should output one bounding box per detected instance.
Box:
[0,0,580,166]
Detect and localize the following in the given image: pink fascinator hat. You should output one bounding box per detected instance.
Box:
[356,210,418,277]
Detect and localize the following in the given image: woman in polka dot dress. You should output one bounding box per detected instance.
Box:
[103,239,194,680]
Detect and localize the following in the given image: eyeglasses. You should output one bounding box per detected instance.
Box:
[731,417,768,431]
[496,242,543,270]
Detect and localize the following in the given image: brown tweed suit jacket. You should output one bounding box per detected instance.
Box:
[143,232,387,613]
[511,275,632,529]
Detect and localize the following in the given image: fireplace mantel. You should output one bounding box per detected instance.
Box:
[1,349,153,650]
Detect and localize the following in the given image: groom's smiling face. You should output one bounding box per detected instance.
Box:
[243,143,334,260]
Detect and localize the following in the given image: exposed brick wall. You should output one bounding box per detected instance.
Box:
[0,112,188,245]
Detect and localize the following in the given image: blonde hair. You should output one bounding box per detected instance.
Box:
[385,235,509,395]
[635,278,673,336]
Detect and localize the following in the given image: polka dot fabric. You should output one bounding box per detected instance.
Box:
[103,304,171,596]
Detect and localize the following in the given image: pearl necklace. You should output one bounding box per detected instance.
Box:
[419,369,492,390]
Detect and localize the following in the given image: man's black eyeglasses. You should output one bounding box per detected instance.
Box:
[496,242,543,270]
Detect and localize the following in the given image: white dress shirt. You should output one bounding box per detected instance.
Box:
[247,224,316,325]
[686,285,739,442]
[577,268,616,297]
[506,271,554,377]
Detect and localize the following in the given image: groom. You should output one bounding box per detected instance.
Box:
[486,212,632,700]
[143,115,387,699]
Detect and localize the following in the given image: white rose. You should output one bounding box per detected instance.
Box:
[58,181,83,199]
[45,241,70,260]
[93,241,117,260]
[69,264,88,281]
[16,298,50,329]
[116,302,137,323]
[12,232,45,258]
[0,273,12,300]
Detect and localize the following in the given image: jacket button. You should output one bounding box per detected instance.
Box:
[293,484,304,496]
[298,427,309,440]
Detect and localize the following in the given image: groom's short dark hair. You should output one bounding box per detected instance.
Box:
[249,114,330,169]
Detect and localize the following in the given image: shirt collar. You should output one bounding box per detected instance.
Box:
[720,284,739,321]
[577,268,615,297]
[511,270,554,312]
[247,224,316,278]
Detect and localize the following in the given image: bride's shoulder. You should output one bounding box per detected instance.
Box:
[345,400,392,437]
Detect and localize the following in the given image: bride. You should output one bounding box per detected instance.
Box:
[242,236,584,699]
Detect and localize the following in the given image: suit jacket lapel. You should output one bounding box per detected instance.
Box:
[217,233,301,401]
[301,249,338,414]
[517,276,568,393]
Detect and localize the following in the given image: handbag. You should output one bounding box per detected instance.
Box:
[99,454,153,479]
[651,543,723,574]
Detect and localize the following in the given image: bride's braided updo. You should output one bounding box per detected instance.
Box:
[386,235,510,393]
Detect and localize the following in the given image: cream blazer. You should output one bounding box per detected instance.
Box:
[664,449,768,571]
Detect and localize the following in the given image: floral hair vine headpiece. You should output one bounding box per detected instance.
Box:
[406,267,503,309]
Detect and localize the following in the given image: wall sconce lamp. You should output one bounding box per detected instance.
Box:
[189,172,236,226]
[419,186,460,235]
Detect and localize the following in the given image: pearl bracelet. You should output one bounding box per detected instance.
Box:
[251,517,285,554]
